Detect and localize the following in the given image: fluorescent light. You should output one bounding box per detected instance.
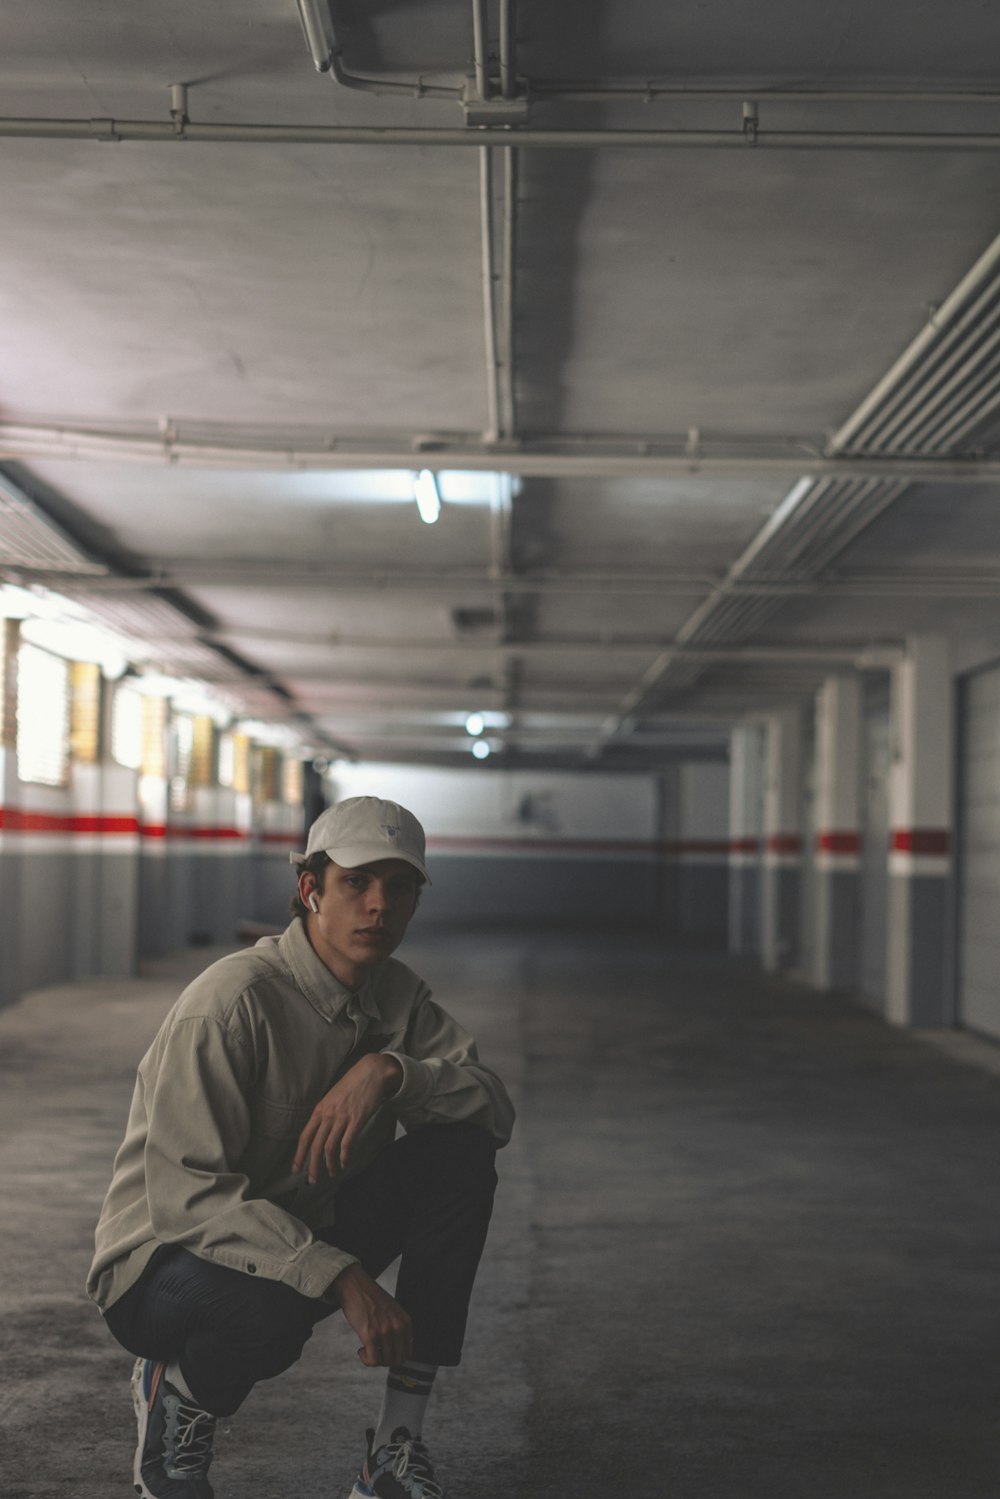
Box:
[465,712,485,737]
[414,470,442,525]
[472,739,491,760]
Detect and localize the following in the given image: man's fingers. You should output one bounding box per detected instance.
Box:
[292,1115,319,1174]
[339,1120,361,1169]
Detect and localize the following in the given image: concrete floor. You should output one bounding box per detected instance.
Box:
[2,928,999,1499]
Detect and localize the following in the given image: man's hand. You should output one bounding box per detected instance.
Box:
[333,1262,413,1367]
[293,1053,403,1184]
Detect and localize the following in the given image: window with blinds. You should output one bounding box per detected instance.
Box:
[16,642,70,786]
[141,695,167,778]
[282,755,304,806]
[169,713,195,812]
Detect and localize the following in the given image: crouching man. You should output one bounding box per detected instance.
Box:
[87,796,514,1499]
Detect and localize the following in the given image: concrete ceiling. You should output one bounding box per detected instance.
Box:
[3,0,1000,770]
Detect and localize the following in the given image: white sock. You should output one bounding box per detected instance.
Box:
[165,1360,196,1401]
[372,1362,438,1449]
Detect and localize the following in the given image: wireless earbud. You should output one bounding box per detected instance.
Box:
[307,893,320,913]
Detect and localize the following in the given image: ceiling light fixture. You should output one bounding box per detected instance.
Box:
[414,469,442,525]
[472,739,491,760]
[465,712,485,736]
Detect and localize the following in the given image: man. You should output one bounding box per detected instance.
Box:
[88,795,514,1499]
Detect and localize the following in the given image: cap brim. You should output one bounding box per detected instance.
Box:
[322,844,431,885]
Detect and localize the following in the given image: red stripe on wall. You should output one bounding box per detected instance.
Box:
[0,809,140,835]
[890,828,950,855]
[258,831,303,845]
[427,835,660,856]
[766,834,802,856]
[817,831,862,854]
[729,837,760,854]
[139,824,247,841]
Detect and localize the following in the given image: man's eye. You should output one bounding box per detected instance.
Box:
[346,875,366,889]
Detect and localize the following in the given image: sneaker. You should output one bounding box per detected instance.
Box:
[130,1357,217,1498]
[348,1426,444,1499]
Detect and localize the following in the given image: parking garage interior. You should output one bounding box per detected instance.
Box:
[2,4,1000,1496]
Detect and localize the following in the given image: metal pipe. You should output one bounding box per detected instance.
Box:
[499,147,517,439]
[188,627,887,661]
[3,117,1000,150]
[14,563,999,597]
[920,362,1000,450]
[6,422,1000,479]
[828,228,1000,452]
[499,0,517,100]
[527,79,1000,107]
[329,48,461,99]
[478,147,500,443]
[471,0,490,101]
[864,296,1000,452]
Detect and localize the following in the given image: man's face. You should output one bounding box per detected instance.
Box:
[300,858,420,988]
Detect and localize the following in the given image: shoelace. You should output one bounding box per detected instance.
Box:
[385,1435,444,1498]
[165,1395,217,1477]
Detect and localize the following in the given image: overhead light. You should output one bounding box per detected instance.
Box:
[414,470,442,525]
[295,0,333,72]
[465,712,485,736]
[472,739,491,760]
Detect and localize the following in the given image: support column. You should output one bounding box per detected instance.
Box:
[728,722,764,955]
[812,675,862,990]
[886,636,952,1027]
[0,622,20,1008]
[762,709,802,973]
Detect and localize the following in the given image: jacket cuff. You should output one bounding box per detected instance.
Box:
[285,1240,358,1300]
[381,1049,434,1113]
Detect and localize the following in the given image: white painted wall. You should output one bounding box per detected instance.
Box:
[328,763,658,844]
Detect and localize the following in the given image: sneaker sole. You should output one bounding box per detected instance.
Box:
[130,1358,156,1499]
[347,1484,374,1499]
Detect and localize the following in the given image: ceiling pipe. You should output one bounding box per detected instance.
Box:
[529,81,1000,106]
[5,423,1000,479]
[499,0,517,100]
[828,228,1000,453]
[3,116,1000,150]
[12,564,999,599]
[471,0,491,101]
[478,147,501,443]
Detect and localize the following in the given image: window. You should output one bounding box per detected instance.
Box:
[69,661,101,764]
[169,713,195,812]
[16,642,70,786]
[283,755,304,806]
[111,684,144,770]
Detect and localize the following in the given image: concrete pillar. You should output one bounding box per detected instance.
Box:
[762,709,802,973]
[0,624,19,1006]
[812,675,862,990]
[728,722,764,955]
[886,636,952,1027]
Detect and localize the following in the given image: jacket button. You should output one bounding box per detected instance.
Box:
[247,1262,257,1274]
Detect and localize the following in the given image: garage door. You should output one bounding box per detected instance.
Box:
[957,664,1000,1042]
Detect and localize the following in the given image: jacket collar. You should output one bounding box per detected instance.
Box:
[277,918,383,1023]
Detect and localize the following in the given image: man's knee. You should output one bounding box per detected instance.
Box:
[404,1122,499,1193]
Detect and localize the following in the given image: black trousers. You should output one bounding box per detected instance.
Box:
[104,1122,498,1416]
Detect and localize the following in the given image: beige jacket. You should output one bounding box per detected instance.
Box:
[87,920,514,1312]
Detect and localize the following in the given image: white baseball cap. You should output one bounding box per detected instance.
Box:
[290,796,431,884]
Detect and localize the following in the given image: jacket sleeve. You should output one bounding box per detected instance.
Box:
[382,991,515,1145]
[141,1013,357,1298]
